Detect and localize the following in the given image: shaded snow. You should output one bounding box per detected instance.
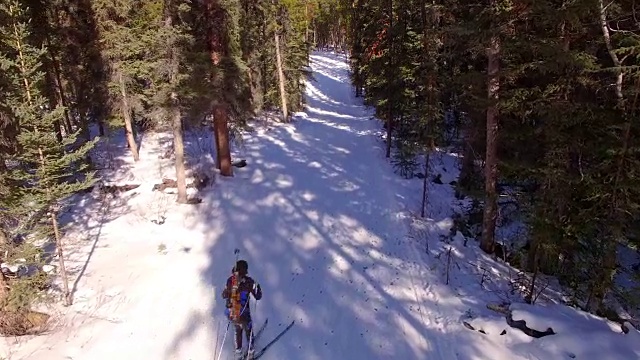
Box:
[466,304,640,360]
[2,51,639,360]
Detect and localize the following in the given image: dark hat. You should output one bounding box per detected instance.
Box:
[234,260,248,275]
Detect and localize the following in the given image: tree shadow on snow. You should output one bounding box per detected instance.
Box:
[46,123,152,305]
[163,52,479,360]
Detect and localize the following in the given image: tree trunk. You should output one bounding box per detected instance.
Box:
[45,33,73,136]
[480,34,500,254]
[598,0,624,105]
[587,0,630,312]
[118,72,139,161]
[44,66,64,143]
[207,0,233,176]
[172,104,188,203]
[98,120,105,136]
[214,105,233,177]
[386,108,393,158]
[0,271,6,309]
[304,1,309,44]
[525,251,539,304]
[213,117,222,170]
[262,17,269,108]
[165,4,188,203]
[51,211,71,306]
[385,0,394,158]
[0,227,8,306]
[275,30,289,122]
[421,148,430,218]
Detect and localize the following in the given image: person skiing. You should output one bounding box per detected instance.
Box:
[222,259,262,359]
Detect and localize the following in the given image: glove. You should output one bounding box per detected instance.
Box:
[253,282,262,300]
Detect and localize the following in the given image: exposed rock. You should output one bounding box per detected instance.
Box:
[487,303,510,315]
[186,197,203,205]
[152,179,177,192]
[232,159,247,168]
[192,172,211,191]
[462,319,507,336]
[151,216,166,225]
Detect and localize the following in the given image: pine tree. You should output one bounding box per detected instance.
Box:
[135,0,191,202]
[92,0,153,161]
[0,0,96,308]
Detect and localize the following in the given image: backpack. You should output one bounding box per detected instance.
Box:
[228,273,242,321]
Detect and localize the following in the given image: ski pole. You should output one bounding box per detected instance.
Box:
[215,321,230,360]
[247,284,259,353]
[214,319,221,360]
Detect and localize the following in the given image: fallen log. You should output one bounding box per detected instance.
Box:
[152,172,211,193]
[483,303,555,338]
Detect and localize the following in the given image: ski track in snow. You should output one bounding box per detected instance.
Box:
[4,51,639,360]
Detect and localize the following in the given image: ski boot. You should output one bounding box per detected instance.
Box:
[234,348,244,360]
[246,348,255,360]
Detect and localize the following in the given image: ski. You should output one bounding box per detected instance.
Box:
[250,320,296,360]
[250,318,269,348]
[238,318,269,360]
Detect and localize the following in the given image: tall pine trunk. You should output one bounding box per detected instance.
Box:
[213,118,222,170]
[385,0,394,158]
[0,227,8,306]
[275,29,288,121]
[480,33,500,254]
[51,211,71,306]
[304,1,309,44]
[118,72,139,161]
[421,149,430,218]
[46,71,64,143]
[45,34,73,136]
[165,5,188,203]
[207,0,233,177]
[172,104,187,203]
[585,0,633,312]
[214,105,233,176]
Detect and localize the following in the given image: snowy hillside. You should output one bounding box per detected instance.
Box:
[2,52,639,360]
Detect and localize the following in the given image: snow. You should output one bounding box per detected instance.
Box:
[2,51,640,360]
[465,304,640,360]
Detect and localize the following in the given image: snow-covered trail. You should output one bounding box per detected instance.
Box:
[167,52,458,359]
[4,51,463,360]
[5,51,640,360]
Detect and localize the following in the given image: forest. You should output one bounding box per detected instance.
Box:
[1,0,639,337]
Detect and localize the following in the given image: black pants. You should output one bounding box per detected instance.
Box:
[234,314,254,350]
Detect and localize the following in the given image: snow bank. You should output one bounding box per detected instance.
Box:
[509,303,640,359]
[465,303,640,360]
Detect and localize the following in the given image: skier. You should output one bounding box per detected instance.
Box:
[222,259,262,359]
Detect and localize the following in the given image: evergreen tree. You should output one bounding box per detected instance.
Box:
[92,0,157,161]
[0,0,96,309]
